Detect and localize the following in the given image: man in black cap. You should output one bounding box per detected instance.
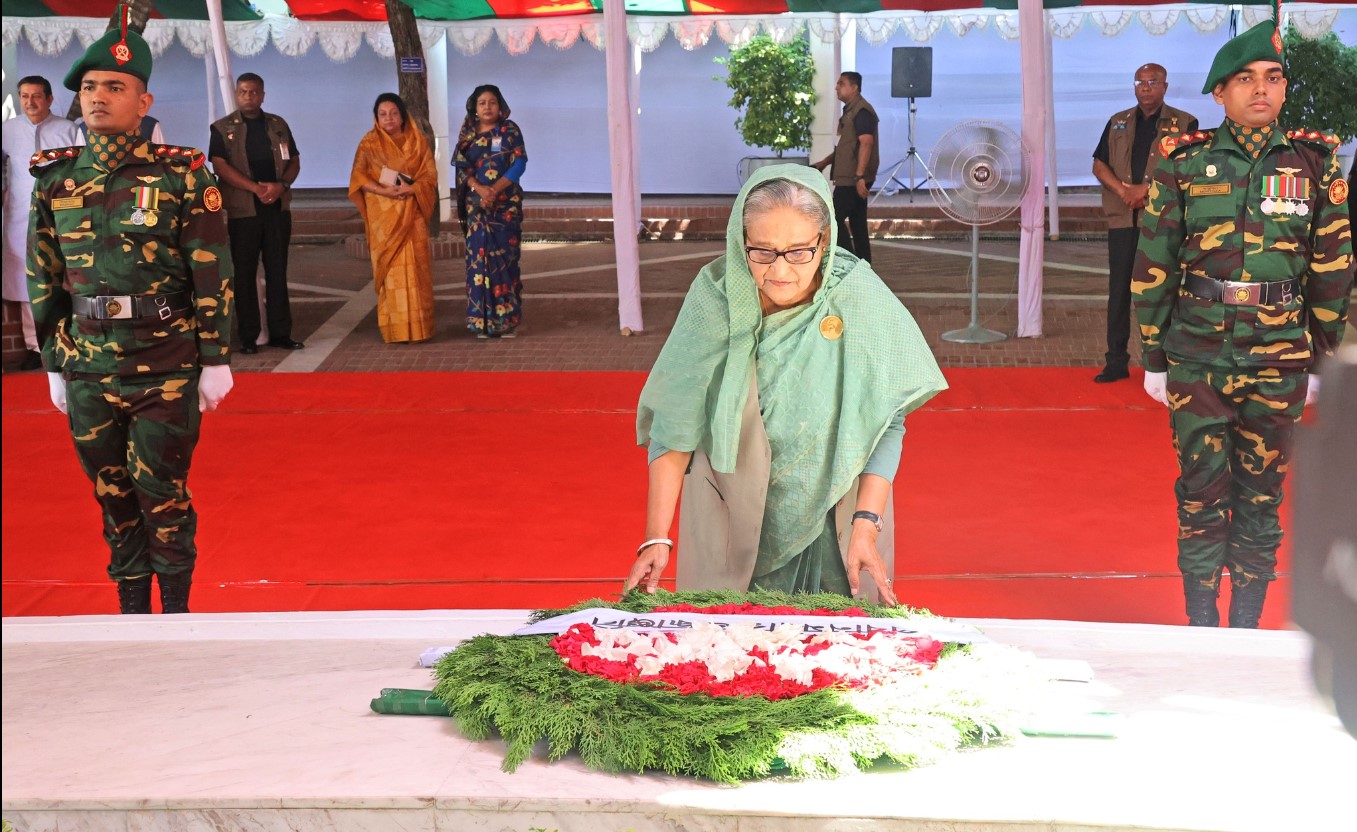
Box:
[26,4,235,614]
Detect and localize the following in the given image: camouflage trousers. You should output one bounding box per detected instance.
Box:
[66,373,202,582]
[1166,360,1305,591]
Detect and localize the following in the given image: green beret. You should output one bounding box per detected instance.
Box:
[63,21,152,92]
[1201,21,1284,94]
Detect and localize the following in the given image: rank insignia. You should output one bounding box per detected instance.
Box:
[1159,136,1177,156]
[1331,178,1350,206]
[819,316,844,341]
[203,187,223,212]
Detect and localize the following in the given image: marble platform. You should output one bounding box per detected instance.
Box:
[3,610,1353,832]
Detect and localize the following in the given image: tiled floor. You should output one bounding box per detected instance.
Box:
[235,235,1138,374]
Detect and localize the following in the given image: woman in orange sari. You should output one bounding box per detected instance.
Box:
[348,93,436,343]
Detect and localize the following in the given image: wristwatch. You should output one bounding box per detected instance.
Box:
[851,510,883,533]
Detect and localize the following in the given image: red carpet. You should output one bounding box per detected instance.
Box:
[1,369,1293,627]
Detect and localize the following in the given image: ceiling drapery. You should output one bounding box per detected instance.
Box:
[1,1,1345,61]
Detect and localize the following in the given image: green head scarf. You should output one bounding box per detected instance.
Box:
[637,163,947,566]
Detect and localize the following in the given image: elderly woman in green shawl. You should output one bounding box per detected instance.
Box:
[626,164,947,606]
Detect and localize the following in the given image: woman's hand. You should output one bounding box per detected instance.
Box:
[845,522,898,606]
[471,181,497,204]
[390,182,413,201]
[625,542,671,594]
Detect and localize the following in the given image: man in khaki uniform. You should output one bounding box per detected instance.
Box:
[812,72,879,263]
[1091,63,1197,383]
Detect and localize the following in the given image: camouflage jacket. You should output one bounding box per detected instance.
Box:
[1131,123,1353,373]
[26,138,234,377]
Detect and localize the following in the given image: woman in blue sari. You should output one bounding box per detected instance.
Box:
[453,85,527,338]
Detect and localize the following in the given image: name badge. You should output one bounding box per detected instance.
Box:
[51,196,84,210]
[279,145,290,161]
[491,135,503,152]
[1190,183,1231,197]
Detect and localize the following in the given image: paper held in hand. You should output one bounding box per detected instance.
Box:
[379,167,413,187]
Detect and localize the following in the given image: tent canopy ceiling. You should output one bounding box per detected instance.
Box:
[8,0,1301,23]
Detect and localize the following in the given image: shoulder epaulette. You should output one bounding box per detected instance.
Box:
[1161,130,1214,158]
[152,144,208,170]
[29,146,81,171]
[1286,129,1341,149]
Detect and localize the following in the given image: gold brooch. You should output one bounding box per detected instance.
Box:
[819,316,843,340]
[1235,287,1250,303]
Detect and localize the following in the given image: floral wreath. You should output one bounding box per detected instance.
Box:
[378,589,1036,784]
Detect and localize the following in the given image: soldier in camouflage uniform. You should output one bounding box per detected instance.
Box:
[1132,15,1353,628]
[26,5,235,614]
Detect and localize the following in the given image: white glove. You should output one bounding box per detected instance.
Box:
[47,372,67,415]
[1143,371,1169,407]
[198,365,234,413]
[1305,373,1320,407]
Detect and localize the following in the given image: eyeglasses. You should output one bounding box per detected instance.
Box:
[1133,80,1164,89]
[745,245,820,265]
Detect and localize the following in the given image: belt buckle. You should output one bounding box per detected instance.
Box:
[104,296,133,319]
[155,296,173,321]
[1224,281,1258,306]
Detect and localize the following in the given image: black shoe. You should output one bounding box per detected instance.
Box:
[116,576,153,615]
[239,344,259,355]
[1184,585,1220,627]
[18,350,43,371]
[1093,367,1129,383]
[1228,581,1268,629]
[268,338,305,350]
[158,575,193,614]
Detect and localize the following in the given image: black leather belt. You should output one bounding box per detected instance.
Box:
[1183,273,1299,306]
[73,292,191,321]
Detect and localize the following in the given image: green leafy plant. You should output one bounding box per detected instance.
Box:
[715,35,817,156]
[1280,28,1357,143]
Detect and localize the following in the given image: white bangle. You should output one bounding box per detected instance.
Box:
[636,538,673,558]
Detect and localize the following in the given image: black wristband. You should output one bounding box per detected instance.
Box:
[852,511,883,532]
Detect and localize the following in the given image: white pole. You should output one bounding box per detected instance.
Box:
[205,0,234,111]
[427,31,452,224]
[604,0,643,334]
[1044,12,1060,241]
[1016,0,1046,338]
[204,48,219,124]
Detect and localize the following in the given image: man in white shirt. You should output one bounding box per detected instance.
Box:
[2,75,83,370]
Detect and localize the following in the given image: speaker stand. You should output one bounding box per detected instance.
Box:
[872,97,935,205]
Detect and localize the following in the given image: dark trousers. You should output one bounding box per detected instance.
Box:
[1104,226,1139,371]
[832,185,872,263]
[229,207,293,346]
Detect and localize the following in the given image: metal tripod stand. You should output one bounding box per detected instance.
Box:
[872,97,935,205]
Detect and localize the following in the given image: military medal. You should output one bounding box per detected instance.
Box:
[1261,175,1311,216]
[132,185,159,227]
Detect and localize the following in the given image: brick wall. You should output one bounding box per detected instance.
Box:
[2,299,26,366]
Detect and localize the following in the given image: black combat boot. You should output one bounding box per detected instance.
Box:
[158,575,193,614]
[116,576,153,614]
[1184,585,1220,627]
[1228,581,1268,629]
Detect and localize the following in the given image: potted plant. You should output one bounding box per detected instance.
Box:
[715,35,817,184]
[1279,28,1357,175]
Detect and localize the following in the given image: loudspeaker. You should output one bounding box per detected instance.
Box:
[891,47,932,99]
